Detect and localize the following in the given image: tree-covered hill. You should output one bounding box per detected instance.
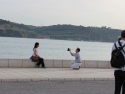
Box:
[0,19,37,38]
[0,19,121,42]
[34,25,121,42]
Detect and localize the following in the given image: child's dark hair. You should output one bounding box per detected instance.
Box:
[77,48,80,52]
[33,42,39,50]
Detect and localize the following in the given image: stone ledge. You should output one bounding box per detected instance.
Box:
[0,59,112,68]
[0,59,9,68]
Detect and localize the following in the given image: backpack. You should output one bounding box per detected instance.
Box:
[110,40,125,68]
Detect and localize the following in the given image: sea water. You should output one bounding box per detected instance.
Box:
[0,37,113,60]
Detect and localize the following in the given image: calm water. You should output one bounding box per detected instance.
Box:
[0,37,113,60]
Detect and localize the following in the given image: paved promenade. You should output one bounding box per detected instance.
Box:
[0,68,114,82]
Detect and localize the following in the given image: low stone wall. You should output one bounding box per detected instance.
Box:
[0,59,112,68]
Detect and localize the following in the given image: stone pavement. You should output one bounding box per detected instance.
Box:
[0,68,114,82]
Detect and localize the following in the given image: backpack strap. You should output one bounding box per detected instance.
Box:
[114,43,118,50]
[118,40,125,54]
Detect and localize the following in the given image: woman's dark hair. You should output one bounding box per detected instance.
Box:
[33,42,39,50]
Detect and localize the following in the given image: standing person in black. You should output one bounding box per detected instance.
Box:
[32,42,46,68]
[111,30,125,94]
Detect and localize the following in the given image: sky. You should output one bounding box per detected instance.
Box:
[0,0,125,29]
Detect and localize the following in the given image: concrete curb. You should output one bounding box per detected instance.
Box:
[0,78,114,82]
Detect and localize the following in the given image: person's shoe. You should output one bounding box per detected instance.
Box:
[73,68,79,70]
[79,66,80,69]
[42,67,46,69]
[35,65,39,68]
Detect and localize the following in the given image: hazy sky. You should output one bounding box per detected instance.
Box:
[0,0,125,29]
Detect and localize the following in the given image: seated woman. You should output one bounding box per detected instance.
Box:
[32,42,46,68]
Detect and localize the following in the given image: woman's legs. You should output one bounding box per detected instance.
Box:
[40,58,45,68]
[36,58,45,68]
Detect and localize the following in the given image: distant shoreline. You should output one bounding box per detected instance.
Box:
[0,36,113,43]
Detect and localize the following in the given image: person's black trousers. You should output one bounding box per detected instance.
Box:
[114,70,125,94]
[36,58,45,67]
